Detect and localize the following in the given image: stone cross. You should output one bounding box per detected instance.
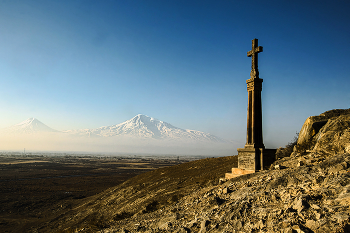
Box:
[239,38,265,170]
[247,38,263,79]
[225,38,276,180]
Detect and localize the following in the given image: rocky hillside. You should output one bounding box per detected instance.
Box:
[33,109,350,233]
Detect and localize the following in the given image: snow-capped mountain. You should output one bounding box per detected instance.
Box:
[66,114,227,143]
[0,115,235,155]
[1,118,57,134]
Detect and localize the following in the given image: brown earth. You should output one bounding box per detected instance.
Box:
[0,155,186,233]
[28,155,238,233]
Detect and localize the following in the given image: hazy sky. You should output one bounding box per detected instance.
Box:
[0,0,349,149]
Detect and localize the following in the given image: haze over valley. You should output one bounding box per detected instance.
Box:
[0,114,237,156]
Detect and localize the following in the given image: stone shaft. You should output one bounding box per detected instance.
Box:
[245,77,264,148]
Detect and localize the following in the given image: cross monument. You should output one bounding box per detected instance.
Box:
[245,38,264,150]
[247,38,263,79]
[225,39,276,179]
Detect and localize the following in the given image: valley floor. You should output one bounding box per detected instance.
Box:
[0,154,186,233]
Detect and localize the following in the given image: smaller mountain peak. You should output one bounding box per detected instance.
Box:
[27,117,36,122]
[21,117,43,124]
[18,117,36,125]
[6,118,58,133]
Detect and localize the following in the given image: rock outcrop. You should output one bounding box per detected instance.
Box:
[313,113,350,155]
[31,109,350,233]
[297,109,350,146]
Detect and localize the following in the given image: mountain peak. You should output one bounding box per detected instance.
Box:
[4,118,57,134]
[133,114,148,119]
[132,114,156,121]
[19,117,38,125]
[69,115,226,142]
[135,114,147,118]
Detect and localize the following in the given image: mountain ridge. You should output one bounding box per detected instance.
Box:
[66,114,227,142]
[0,115,236,155]
[3,115,229,143]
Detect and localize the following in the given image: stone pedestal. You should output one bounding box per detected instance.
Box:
[237,146,263,171]
[237,147,276,171]
[225,147,276,179]
[225,167,254,179]
[225,147,261,180]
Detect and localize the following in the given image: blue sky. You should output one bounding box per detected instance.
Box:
[0,0,349,150]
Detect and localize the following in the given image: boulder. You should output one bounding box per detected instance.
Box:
[297,109,350,152]
[297,116,328,145]
[313,114,350,154]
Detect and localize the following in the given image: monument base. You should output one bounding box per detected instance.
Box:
[225,167,254,179]
[237,146,263,171]
[224,147,276,180]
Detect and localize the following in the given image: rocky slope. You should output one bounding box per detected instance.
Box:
[107,152,350,233]
[33,109,350,233]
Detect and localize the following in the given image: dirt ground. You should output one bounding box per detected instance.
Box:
[0,154,187,233]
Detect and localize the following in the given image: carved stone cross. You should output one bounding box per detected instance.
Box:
[247,38,263,79]
[224,38,276,180]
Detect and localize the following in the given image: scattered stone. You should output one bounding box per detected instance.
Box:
[314,211,321,220]
[158,221,171,230]
[199,219,210,233]
[218,178,227,185]
[310,204,320,210]
[291,224,306,233]
[175,227,190,233]
[332,212,350,224]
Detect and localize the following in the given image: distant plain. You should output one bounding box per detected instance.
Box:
[0,154,190,233]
